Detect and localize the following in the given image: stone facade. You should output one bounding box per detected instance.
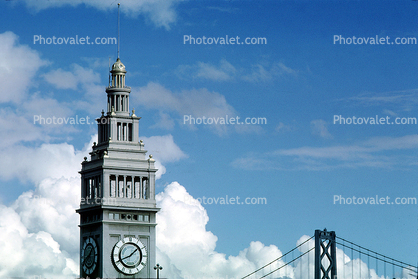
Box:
[77,58,159,279]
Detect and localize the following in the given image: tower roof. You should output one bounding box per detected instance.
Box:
[111,57,126,74]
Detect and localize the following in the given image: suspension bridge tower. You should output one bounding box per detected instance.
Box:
[314,229,337,279]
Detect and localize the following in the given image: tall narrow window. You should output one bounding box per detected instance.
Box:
[123,123,127,141]
[126,176,132,198]
[142,179,148,199]
[118,175,124,198]
[92,177,97,199]
[87,179,92,199]
[128,123,132,141]
[117,122,121,141]
[84,179,88,199]
[134,177,140,199]
[96,176,101,199]
[110,175,116,197]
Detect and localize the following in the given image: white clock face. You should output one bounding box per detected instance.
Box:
[81,237,98,275]
[112,237,147,275]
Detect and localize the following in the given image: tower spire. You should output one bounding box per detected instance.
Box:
[117,3,120,58]
[108,56,111,87]
[106,4,129,118]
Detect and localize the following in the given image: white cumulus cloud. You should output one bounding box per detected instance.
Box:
[43,64,100,91]
[0,142,412,279]
[22,0,182,29]
[132,82,240,135]
[0,31,47,103]
[156,181,292,279]
[0,205,78,278]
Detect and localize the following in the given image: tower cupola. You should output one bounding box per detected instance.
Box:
[106,58,130,116]
[111,58,126,80]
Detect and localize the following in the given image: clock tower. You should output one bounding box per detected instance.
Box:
[77,58,159,278]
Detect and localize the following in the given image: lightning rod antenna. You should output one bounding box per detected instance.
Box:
[117,3,120,58]
[108,56,111,86]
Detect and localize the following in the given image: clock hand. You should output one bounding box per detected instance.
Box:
[82,248,93,265]
[121,248,138,261]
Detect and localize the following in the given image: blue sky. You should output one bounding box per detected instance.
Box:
[1,0,418,278]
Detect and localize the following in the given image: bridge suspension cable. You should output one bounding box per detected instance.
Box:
[336,235,417,278]
[258,246,314,279]
[241,229,417,279]
[241,235,314,279]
